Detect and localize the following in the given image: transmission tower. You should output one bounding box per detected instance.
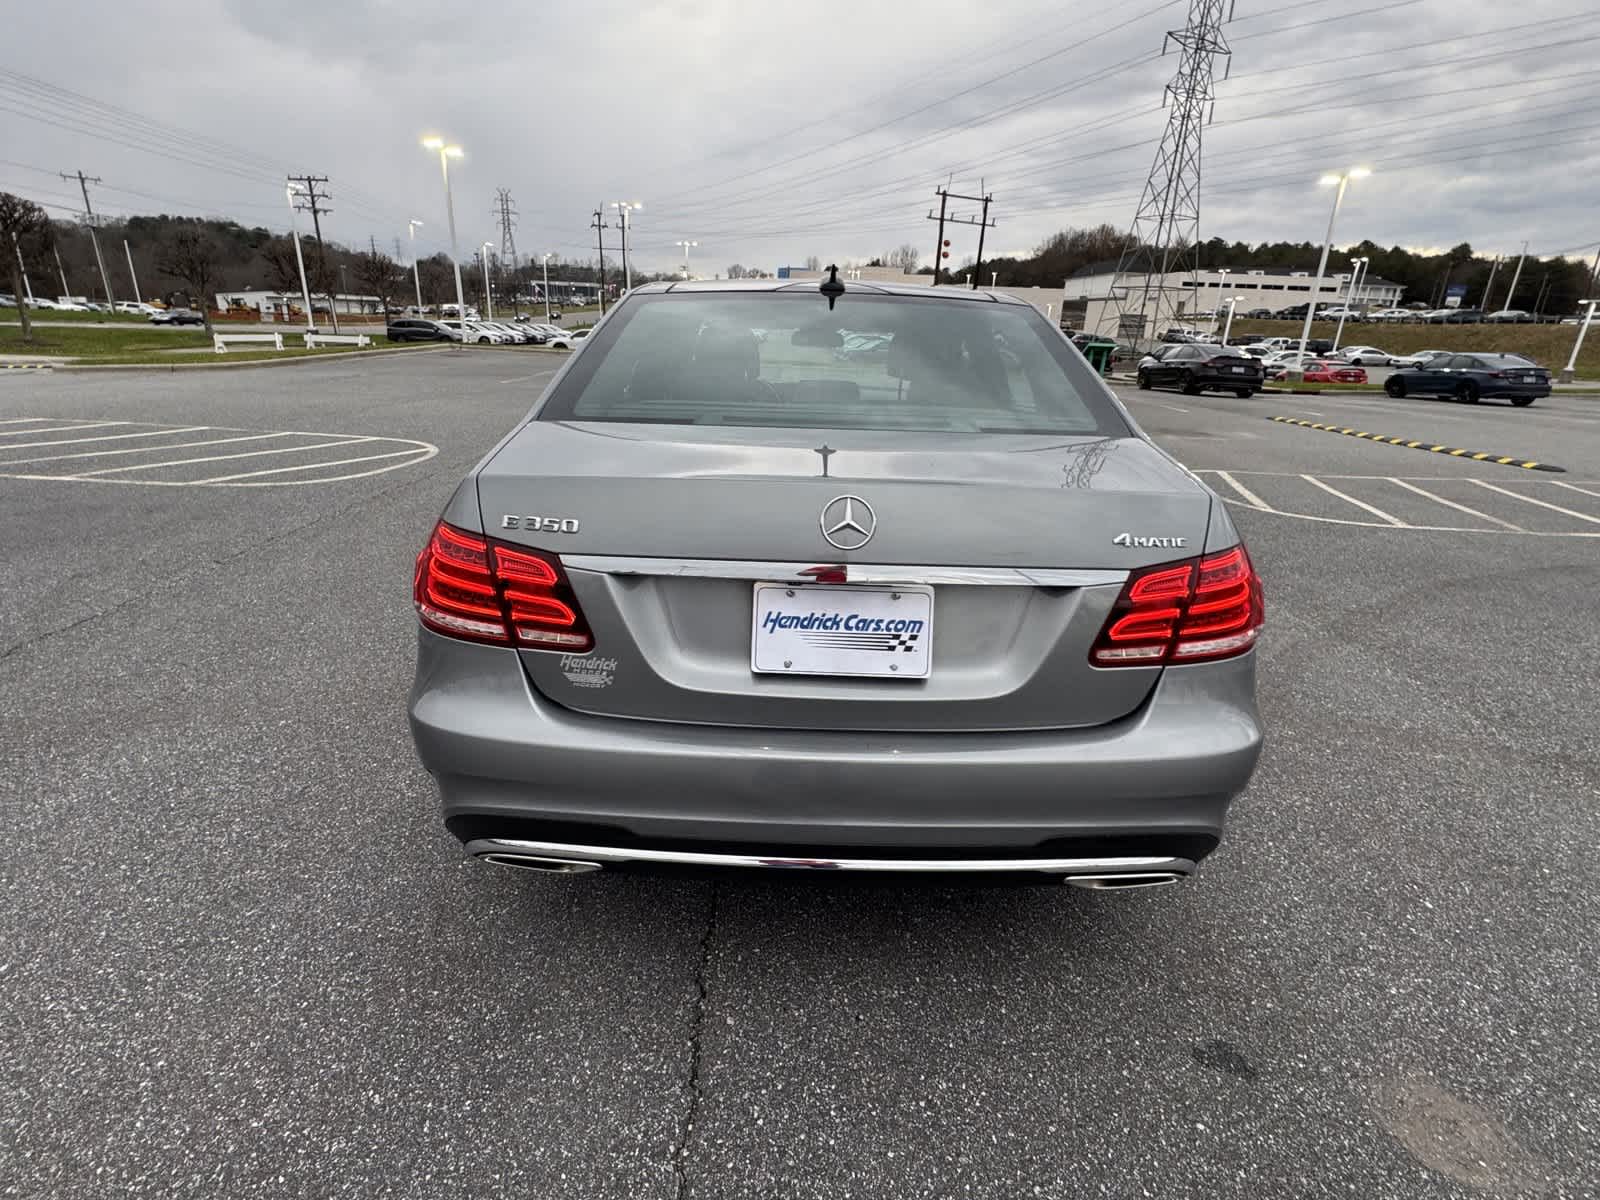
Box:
[494,189,519,273]
[1106,0,1233,345]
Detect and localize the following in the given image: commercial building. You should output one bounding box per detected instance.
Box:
[214,289,383,317]
[1062,264,1405,337]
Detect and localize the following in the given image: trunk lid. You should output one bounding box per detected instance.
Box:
[477,422,1213,732]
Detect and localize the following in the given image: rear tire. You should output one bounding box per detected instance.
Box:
[1385,377,1406,398]
[1235,388,1253,398]
[1510,395,1536,407]
[1456,381,1479,403]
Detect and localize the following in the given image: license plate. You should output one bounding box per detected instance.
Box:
[1230,366,1247,373]
[752,584,933,679]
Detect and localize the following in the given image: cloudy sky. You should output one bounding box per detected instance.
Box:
[4,0,1598,275]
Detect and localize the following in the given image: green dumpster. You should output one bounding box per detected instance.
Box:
[1077,338,1118,376]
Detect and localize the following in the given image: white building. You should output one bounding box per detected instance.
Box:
[215,289,384,316]
[1063,265,1404,337]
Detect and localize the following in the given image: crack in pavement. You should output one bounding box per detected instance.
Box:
[672,883,718,1200]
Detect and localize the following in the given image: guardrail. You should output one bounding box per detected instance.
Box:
[213,332,284,353]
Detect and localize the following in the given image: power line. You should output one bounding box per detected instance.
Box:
[288,174,339,333]
[58,168,116,303]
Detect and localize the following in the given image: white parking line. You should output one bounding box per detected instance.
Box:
[1468,479,1600,525]
[0,425,211,451]
[72,437,374,477]
[1213,470,1273,510]
[1386,479,1524,531]
[0,432,297,466]
[0,421,134,439]
[1301,474,1405,526]
[1553,481,1600,499]
[194,447,433,483]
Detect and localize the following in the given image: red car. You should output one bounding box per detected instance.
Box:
[1269,359,1367,383]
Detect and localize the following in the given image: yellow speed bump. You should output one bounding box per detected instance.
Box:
[1268,417,1564,473]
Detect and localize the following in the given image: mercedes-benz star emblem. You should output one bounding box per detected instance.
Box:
[819,495,877,551]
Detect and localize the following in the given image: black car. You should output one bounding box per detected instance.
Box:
[1383,353,1551,406]
[150,308,204,326]
[1136,343,1264,397]
[386,317,454,342]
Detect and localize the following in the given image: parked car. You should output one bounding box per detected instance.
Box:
[1369,308,1416,322]
[1332,345,1391,367]
[1383,353,1551,405]
[114,301,160,315]
[1137,343,1263,396]
[1260,351,1321,377]
[1300,360,1368,384]
[1318,307,1363,322]
[1484,309,1532,323]
[1386,349,1449,369]
[1247,336,1296,353]
[150,308,205,325]
[1243,307,1276,319]
[481,320,535,343]
[1158,326,1209,343]
[407,278,1264,887]
[386,317,455,342]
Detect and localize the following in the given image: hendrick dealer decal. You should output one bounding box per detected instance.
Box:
[759,608,925,652]
[560,654,617,688]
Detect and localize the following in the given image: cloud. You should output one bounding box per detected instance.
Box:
[2,0,1595,277]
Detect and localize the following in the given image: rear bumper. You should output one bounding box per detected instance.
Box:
[408,629,1263,863]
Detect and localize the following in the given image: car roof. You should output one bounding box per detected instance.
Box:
[633,278,1029,305]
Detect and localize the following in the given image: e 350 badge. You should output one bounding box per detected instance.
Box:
[501,515,581,533]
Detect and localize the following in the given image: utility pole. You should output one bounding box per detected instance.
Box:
[123,239,141,304]
[592,209,609,314]
[926,186,995,288]
[12,232,34,301]
[53,245,70,299]
[1533,271,1551,318]
[1501,240,1529,313]
[494,189,519,281]
[287,174,339,332]
[1586,242,1600,299]
[1106,0,1234,345]
[62,170,115,304]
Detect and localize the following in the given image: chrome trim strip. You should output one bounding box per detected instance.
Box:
[468,838,1194,878]
[561,555,1127,588]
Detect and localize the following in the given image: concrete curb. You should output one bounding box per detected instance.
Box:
[50,345,453,373]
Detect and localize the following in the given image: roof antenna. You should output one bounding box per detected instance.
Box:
[820,263,845,310]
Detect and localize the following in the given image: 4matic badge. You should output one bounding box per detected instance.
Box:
[1113,532,1187,548]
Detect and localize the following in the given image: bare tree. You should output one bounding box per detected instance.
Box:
[0,192,53,345]
[353,244,401,315]
[726,263,747,279]
[155,226,223,332]
[260,235,304,294]
[887,243,919,273]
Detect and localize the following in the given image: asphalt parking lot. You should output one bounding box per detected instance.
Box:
[4,352,1598,1198]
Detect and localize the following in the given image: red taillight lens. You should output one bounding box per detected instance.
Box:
[413,522,594,651]
[1091,545,1263,667]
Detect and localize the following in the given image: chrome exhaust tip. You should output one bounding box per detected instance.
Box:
[1065,872,1184,890]
[478,852,604,875]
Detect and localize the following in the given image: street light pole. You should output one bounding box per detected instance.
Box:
[1332,256,1367,352]
[1559,299,1598,384]
[1296,167,1369,375]
[123,239,141,304]
[1221,296,1240,345]
[675,239,698,280]
[285,183,315,332]
[541,253,552,322]
[481,243,495,319]
[422,137,468,333]
[1215,268,1230,335]
[1501,240,1529,313]
[611,202,640,291]
[408,220,424,311]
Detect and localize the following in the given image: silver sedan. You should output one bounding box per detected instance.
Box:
[409,280,1265,889]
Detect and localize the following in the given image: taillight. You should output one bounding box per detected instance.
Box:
[1090,545,1263,667]
[413,521,594,651]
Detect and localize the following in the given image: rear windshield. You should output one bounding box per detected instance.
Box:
[536,291,1127,436]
